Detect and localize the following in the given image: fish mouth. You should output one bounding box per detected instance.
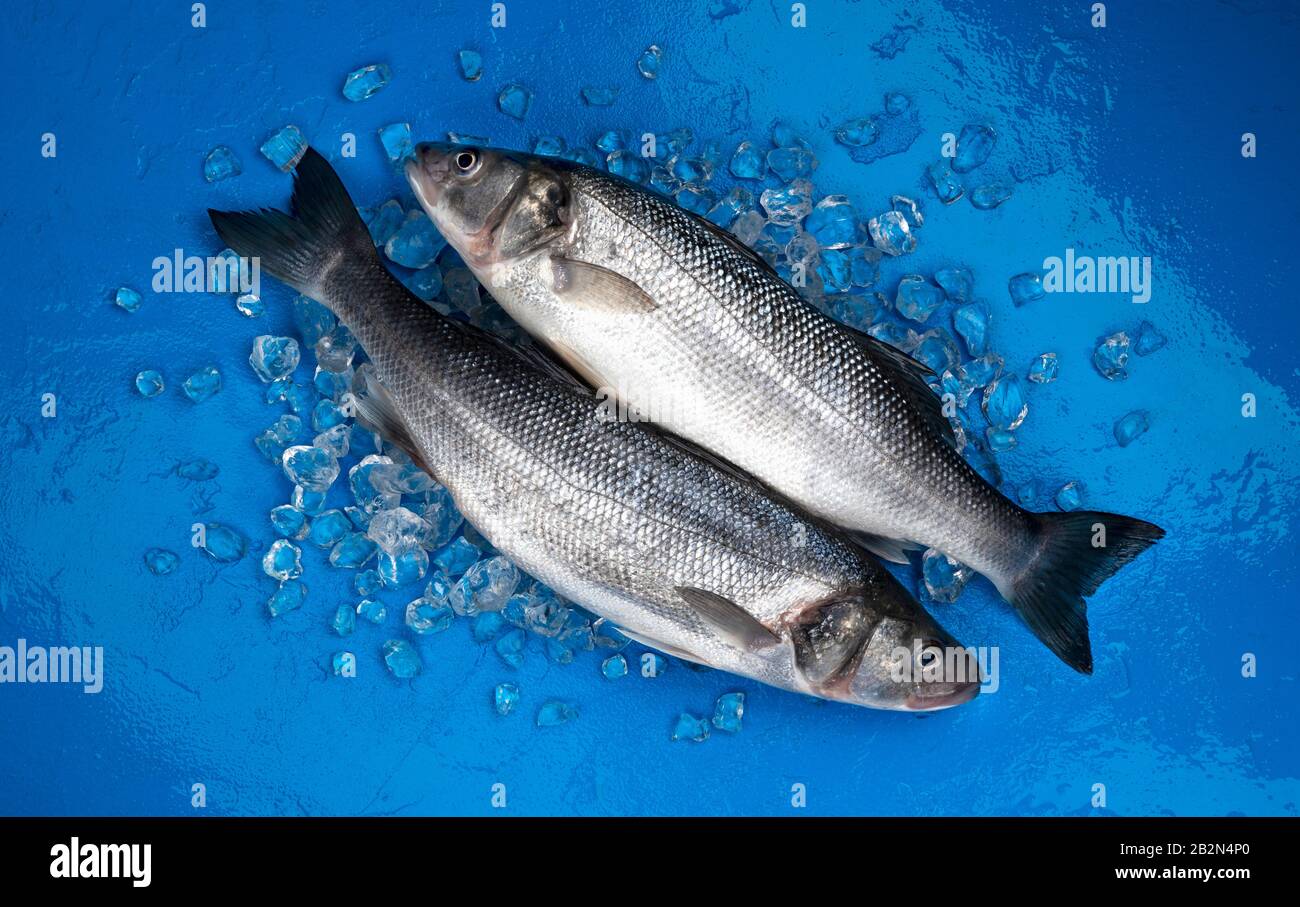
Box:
[904,680,981,711]
[405,145,446,210]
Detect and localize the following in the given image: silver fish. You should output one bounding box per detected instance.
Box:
[209,148,979,711]
[407,143,1165,674]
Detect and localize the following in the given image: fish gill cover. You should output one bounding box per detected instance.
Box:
[1,0,1297,816]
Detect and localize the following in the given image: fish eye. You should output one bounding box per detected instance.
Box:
[454,150,479,175]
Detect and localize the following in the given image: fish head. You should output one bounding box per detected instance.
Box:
[407,143,570,272]
[789,583,981,712]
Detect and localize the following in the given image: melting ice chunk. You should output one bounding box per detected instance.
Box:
[971,183,1013,210]
[895,275,945,322]
[767,147,818,181]
[497,83,532,119]
[270,505,307,540]
[200,523,246,563]
[406,592,454,635]
[182,366,222,402]
[457,49,482,81]
[1114,410,1150,447]
[953,124,996,173]
[1027,352,1059,384]
[760,179,813,226]
[729,140,765,179]
[1093,331,1131,381]
[235,293,263,317]
[494,682,520,716]
[135,370,165,397]
[834,117,879,148]
[926,161,964,205]
[282,445,339,492]
[670,713,710,742]
[249,335,300,383]
[581,86,618,107]
[332,602,356,636]
[982,374,1029,431]
[203,145,241,183]
[868,210,916,256]
[384,210,444,269]
[952,303,990,357]
[342,63,391,101]
[382,639,421,679]
[601,654,629,679]
[332,652,355,676]
[449,556,520,616]
[259,125,307,171]
[637,44,663,79]
[1008,273,1045,307]
[536,700,578,728]
[711,692,745,732]
[378,122,414,164]
[495,628,527,668]
[922,548,972,603]
[267,580,307,617]
[307,509,351,549]
[330,533,378,569]
[144,548,179,576]
[1133,321,1167,356]
[262,539,303,581]
[1055,481,1085,512]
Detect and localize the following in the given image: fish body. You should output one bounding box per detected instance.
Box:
[408,144,1166,673]
[209,149,979,710]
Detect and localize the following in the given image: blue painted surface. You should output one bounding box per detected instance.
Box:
[1,0,1297,816]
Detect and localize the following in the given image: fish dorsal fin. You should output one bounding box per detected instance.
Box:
[840,324,960,450]
[549,257,657,314]
[675,586,780,652]
[682,207,783,281]
[349,367,437,478]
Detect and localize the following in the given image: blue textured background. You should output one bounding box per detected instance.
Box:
[2,0,1297,816]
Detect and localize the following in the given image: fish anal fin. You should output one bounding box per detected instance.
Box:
[847,532,918,565]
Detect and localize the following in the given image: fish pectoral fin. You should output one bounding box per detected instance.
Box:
[674,586,780,652]
[847,531,919,565]
[349,367,436,478]
[614,626,709,667]
[550,257,658,314]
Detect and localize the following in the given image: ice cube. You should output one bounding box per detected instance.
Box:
[267,580,307,617]
[770,121,809,149]
[868,210,916,256]
[581,86,618,107]
[354,568,383,597]
[913,329,960,374]
[986,427,1017,451]
[330,533,378,569]
[259,125,307,172]
[884,91,911,115]
[367,506,428,554]
[282,445,339,491]
[922,549,972,603]
[971,183,1013,210]
[760,179,813,226]
[249,335,300,383]
[134,369,165,397]
[432,537,480,578]
[891,195,925,229]
[307,509,351,549]
[269,504,306,541]
[406,593,454,635]
[355,599,386,624]
[805,195,859,248]
[443,267,481,316]
[934,267,973,303]
[643,653,667,677]
[606,149,650,183]
[1134,321,1167,356]
[562,147,601,168]
[497,83,532,119]
[262,539,303,581]
[1055,481,1085,512]
[729,140,765,179]
[895,275,944,322]
[255,414,303,463]
[706,186,752,228]
[670,713,710,742]
[1027,352,1059,384]
[293,485,328,516]
[365,199,404,247]
[1008,273,1045,307]
[495,629,526,668]
[450,555,520,615]
[1093,331,1131,381]
[637,44,663,79]
[675,186,715,215]
[536,700,578,727]
[711,692,745,732]
[331,603,356,637]
[926,161,964,205]
[473,611,505,643]
[982,374,1028,430]
[144,548,179,576]
[382,639,421,679]
[952,302,990,357]
[494,682,520,716]
[1114,410,1150,447]
[601,654,628,679]
[953,124,996,173]
[457,49,482,81]
[332,651,355,675]
[235,293,263,317]
[342,63,391,101]
[378,548,429,586]
[767,147,818,181]
[378,122,413,164]
[313,422,350,459]
[203,145,242,183]
[292,295,336,347]
[182,366,222,402]
[385,210,444,269]
[834,117,879,148]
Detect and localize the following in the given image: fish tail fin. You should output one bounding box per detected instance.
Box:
[1009,510,1165,674]
[207,146,375,301]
